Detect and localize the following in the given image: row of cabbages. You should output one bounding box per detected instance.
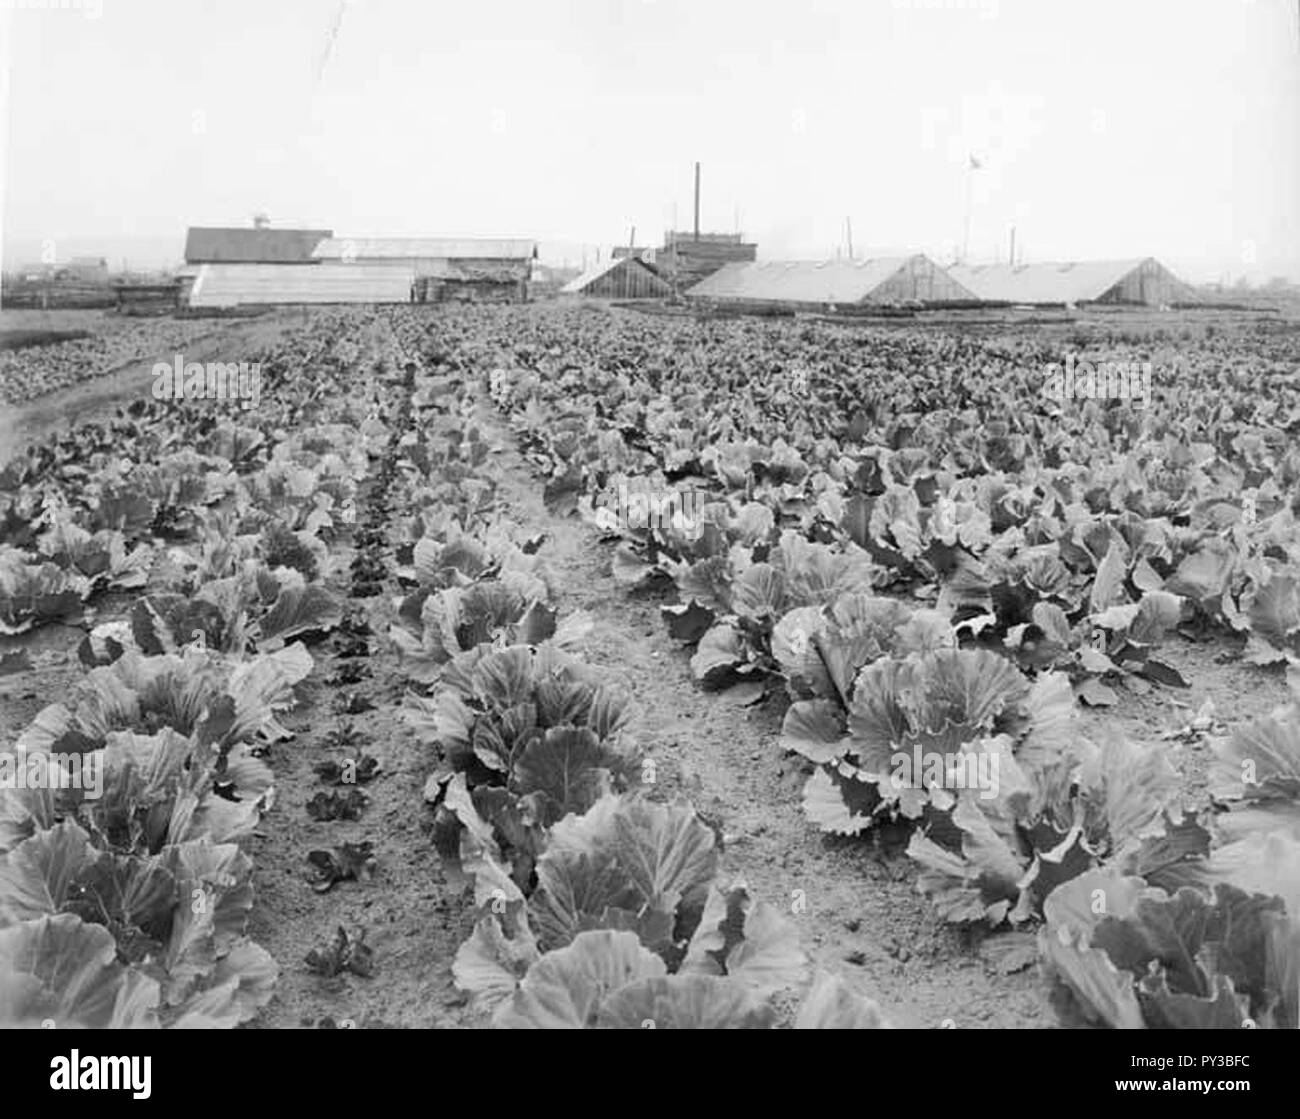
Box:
[0,316,219,406]
[385,337,895,1028]
[0,313,394,1027]
[467,307,1300,1029]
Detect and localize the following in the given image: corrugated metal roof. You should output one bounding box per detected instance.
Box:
[186,263,413,307]
[312,237,537,261]
[946,259,1150,304]
[686,257,919,304]
[183,227,332,264]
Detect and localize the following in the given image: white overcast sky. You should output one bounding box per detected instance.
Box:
[1,0,1297,280]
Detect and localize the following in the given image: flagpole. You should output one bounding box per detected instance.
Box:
[961,159,974,264]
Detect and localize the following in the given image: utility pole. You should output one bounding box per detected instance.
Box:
[693,161,701,241]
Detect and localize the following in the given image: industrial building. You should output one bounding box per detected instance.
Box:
[685,254,977,309]
[655,231,758,290]
[946,258,1197,306]
[562,255,673,300]
[646,162,760,290]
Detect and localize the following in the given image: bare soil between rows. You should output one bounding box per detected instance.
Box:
[0,313,293,469]
[2,309,1284,1029]
[469,390,1056,1028]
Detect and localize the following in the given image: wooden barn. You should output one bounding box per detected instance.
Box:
[181,225,335,307]
[562,256,672,300]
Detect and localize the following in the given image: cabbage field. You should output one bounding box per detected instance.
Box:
[1,303,1299,1030]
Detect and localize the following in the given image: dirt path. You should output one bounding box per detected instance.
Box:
[469,390,1055,1029]
[246,317,469,1029]
[244,511,470,1031]
[1,315,292,468]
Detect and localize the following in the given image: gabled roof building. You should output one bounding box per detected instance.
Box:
[561,255,673,299]
[946,258,1197,306]
[183,227,332,264]
[184,233,538,307]
[685,254,977,307]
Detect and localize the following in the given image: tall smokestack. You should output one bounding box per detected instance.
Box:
[1009,225,1016,267]
[693,162,700,242]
